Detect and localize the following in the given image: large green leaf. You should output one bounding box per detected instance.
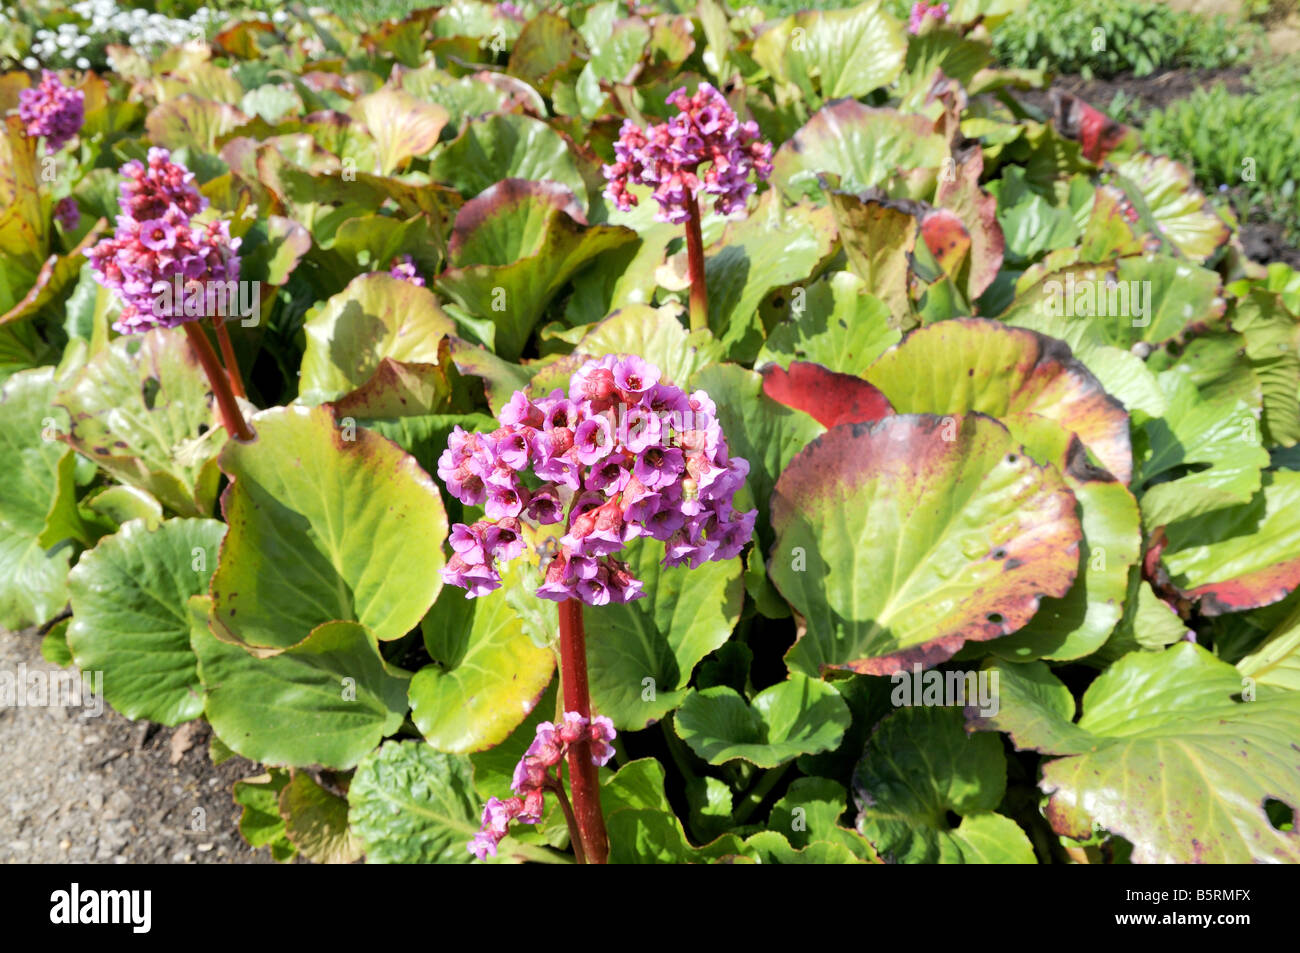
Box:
[865,318,1133,483]
[674,673,850,767]
[192,609,409,770]
[1110,153,1230,264]
[347,741,482,864]
[756,271,900,376]
[768,777,880,861]
[585,536,744,730]
[348,88,448,175]
[428,113,587,209]
[66,518,224,725]
[986,416,1140,661]
[56,330,225,517]
[973,646,1300,862]
[689,363,824,550]
[771,100,947,203]
[1159,471,1300,615]
[771,414,1081,676]
[0,367,70,629]
[1003,255,1225,351]
[1132,369,1268,528]
[210,405,447,650]
[752,2,907,107]
[1238,598,1300,692]
[436,179,636,360]
[409,570,555,754]
[529,305,724,398]
[854,706,1034,863]
[703,191,838,360]
[299,273,458,406]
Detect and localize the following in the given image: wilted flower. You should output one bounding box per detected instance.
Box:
[437,355,756,605]
[18,71,84,153]
[468,712,616,860]
[602,82,772,225]
[85,148,241,335]
[53,196,81,231]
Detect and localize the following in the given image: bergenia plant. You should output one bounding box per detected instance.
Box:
[602,83,772,332]
[85,147,251,441]
[439,354,757,863]
[18,70,83,153]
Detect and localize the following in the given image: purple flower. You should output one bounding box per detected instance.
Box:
[84,149,241,335]
[602,83,772,223]
[588,715,617,766]
[388,254,424,286]
[18,71,84,153]
[909,1,949,33]
[435,354,755,606]
[53,197,80,231]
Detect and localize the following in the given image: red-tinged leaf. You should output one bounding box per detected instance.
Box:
[865,318,1133,483]
[759,361,894,429]
[1050,90,1136,163]
[919,208,970,278]
[771,413,1082,676]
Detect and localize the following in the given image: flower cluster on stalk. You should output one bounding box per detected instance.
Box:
[85,148,241,335]
[469,712,616,860]
[908,1,950,33]
[18,71,84,153]
[602,82,772,225]
[437,355,757,605]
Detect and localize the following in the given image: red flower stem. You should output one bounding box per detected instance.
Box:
[183,322,253,442]
[684,194,709,333]
[212,316,247,399]
[558,598,609,864]
[544,775,587,866]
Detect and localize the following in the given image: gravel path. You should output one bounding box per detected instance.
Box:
[0,626,278,864]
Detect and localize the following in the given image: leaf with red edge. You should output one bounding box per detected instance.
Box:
[1160,471,1300,616]
[919,208,971,279]
[770,413,1082,677]
[759,361,894,429]
[865,318,1132,483]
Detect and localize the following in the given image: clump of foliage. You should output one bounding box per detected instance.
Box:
[992,0,1258,78]
[2,0,1300,866]
[1141,78,1300,241]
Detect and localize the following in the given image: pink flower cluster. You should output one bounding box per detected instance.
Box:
[602,82,772,225]
[388,254,425,286]
[437,355,756,605]
[18,71,83,153]
[908,1,950,33]
[469,711,616,860]
[85,148,241,335]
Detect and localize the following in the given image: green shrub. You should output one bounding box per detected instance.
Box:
[993,0,1257,78]
[1140,80,1300,239]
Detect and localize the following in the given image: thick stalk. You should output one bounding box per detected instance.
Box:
[558,598,609,864]
[683,194,709,333]
[212,317,246,399]
[183,322,253,442]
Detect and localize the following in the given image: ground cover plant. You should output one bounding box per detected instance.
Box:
[2,0,1299,865]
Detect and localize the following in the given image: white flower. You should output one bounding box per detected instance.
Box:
[76,57,90,69]
[22,56,38,69]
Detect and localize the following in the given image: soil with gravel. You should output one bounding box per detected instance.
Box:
[0,626,279,865]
